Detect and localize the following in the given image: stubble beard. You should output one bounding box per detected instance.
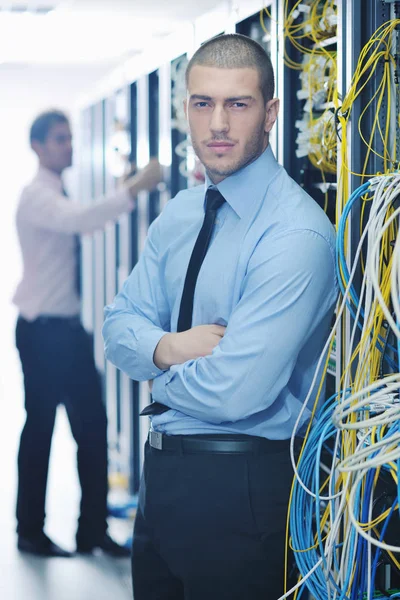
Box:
[190,122,267,181]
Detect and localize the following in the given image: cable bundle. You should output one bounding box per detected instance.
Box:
[336,18,400,223]
[284,174,400,600]
[338,18,399,174]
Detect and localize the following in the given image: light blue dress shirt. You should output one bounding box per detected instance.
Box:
[103,145,338,440]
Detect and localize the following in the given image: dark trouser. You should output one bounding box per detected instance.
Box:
[132,435,297,600]
[16,316,108,542]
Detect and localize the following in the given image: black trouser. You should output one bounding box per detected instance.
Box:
[15,316,108,542]
[132,435,297,600]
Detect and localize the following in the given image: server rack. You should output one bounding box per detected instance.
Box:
[92,101,106,374]
[148,70,160,225]
[103,93,119,457]
[135,73,152,480]
[129,82,141,494]
[158,61,172,211]
[170,54,188,198]
[110,85,137,490]
[80,107,95,335]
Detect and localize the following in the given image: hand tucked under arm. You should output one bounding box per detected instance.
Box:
[148,324,226,392]
[153,324,226,370]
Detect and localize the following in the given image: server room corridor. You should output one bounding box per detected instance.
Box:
[4,1,400,599]
[0,3,223,598]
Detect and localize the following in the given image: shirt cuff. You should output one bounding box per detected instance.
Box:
[151,370,171,403]
[139,329,169,379]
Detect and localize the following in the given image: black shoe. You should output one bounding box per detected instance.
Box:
[76,533,131,558]
[18,533,73,558]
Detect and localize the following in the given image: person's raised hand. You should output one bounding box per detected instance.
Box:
[125,158,163,195]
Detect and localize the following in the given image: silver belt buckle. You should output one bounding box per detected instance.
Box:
[149,430,163,450]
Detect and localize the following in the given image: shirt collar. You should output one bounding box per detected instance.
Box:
[36,166,64,192]
[204,144,281,218]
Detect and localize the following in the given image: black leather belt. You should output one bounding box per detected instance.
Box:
[19,315,80,326]
[148,431,291,454]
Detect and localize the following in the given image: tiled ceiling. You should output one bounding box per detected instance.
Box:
[0,0,224,65]
[60,0,222,20]
[0,0,223,22]
[0,1,64,12]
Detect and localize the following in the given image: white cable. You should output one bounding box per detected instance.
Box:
[290,178,383,500]
[347,468,400,553]
[367,178,400,338]
[276,558,324,600]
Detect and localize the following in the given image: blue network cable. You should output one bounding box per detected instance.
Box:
[290,392,353,600]
[290,389,400,599]
[336,181,370,311]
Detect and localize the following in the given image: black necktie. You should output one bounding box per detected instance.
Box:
[141,188,226,417]
[62,186,81,297]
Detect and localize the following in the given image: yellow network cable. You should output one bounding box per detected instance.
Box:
[340,251,393,395]
[338,18,399,184]
[261,1,337,67]
[282,0,336,66]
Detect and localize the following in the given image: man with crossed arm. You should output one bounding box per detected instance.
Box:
[103,34,337,599]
